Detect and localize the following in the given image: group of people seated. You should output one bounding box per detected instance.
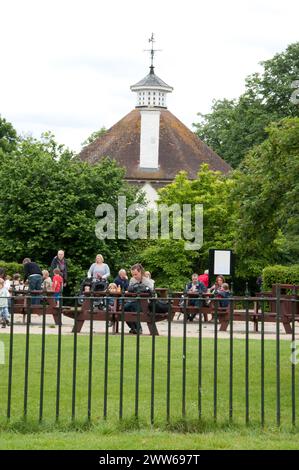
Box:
[184,271,231,321]
[81,260,155,335]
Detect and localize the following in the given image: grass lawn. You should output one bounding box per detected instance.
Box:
[0,333,299,449]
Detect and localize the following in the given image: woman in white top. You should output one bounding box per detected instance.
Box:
[87,254,110,280]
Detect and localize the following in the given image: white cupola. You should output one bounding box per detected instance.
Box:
[130,34,173,170]
[130,66,173,109]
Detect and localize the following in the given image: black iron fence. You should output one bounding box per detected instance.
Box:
[0,287,298,427]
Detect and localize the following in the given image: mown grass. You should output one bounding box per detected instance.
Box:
[0,332,298,449]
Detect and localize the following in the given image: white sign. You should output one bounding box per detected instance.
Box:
[214,250,231,275]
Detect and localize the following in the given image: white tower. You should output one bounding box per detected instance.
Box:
[130,34,173,170]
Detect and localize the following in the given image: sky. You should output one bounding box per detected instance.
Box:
[1,0,298,153]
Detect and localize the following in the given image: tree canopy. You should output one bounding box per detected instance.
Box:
[139,164,235,289]
[81,127,107,148]
[0,131,139,291]
[232,117,299,276]
[0,115,18,155]
[193,42,299,167]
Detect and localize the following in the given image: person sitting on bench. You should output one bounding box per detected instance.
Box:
[124,264,153,334]
[185,273,207,321]
[215,283,231,308]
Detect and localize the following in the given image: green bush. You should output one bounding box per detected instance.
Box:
[63,261,86,295]
[0,260,23,278]
[262,264,299,290]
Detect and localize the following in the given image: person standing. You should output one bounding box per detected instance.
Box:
[50,250,68,287]
[87,254,110,281]
[22,258,43,305]
[42,270,53,292]
[52,268,63,306]
[0,278,10,328]
[198,270,209,288]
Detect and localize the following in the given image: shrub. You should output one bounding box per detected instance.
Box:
[0,260,23,278]
[262,264,299,290]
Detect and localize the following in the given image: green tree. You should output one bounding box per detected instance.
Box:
[0,115,18,155]
[0,132,140,291]
[139,164,235,289]
[232,117,299,277]
[81,127,107,148]
[193,42,299,167]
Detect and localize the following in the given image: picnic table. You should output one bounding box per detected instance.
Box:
[253,284,299,334]
[11,290,64,325]
[62,291,174,335]
[171,291,229,326]
[171,286,299,334]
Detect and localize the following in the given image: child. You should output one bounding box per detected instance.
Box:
[0,278,10,328]
[78,284,91,306]
[107,282,118,294]
[144,271,155,290]
[84,285,91,294]
[42,270,53,292]
[106,283,118,308]
[12,273,22,292]
[52,268,63,306]
[217,283,231,308]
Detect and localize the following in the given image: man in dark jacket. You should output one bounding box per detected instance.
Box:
[23,258,43,305]
[50,250,68,286]
[185,273,207,321]
[114,269,129,292]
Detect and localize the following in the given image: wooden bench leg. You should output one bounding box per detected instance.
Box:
[283,321,292,334]
[147,322,159,336]
[72,320,84,333]
[53,314,61,326]
[219,320,229,332]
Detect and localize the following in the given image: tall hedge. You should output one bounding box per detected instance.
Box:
[0,261,23,278]
[262,265,299,290]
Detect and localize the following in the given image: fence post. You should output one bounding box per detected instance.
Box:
[275,285,281,426]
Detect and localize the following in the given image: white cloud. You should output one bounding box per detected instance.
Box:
[0,0,298,152]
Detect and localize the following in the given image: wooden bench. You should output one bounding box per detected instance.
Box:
[171,292,259,331]
[171,292,227,323]
[253,285,299,334]
[63,292,174,335]
[11,291,63,325]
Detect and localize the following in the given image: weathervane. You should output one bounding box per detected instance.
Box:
[144,33,161,73]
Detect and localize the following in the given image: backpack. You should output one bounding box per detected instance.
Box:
[128,283,151,295]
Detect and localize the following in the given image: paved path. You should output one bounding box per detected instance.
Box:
[0,313,298,341]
